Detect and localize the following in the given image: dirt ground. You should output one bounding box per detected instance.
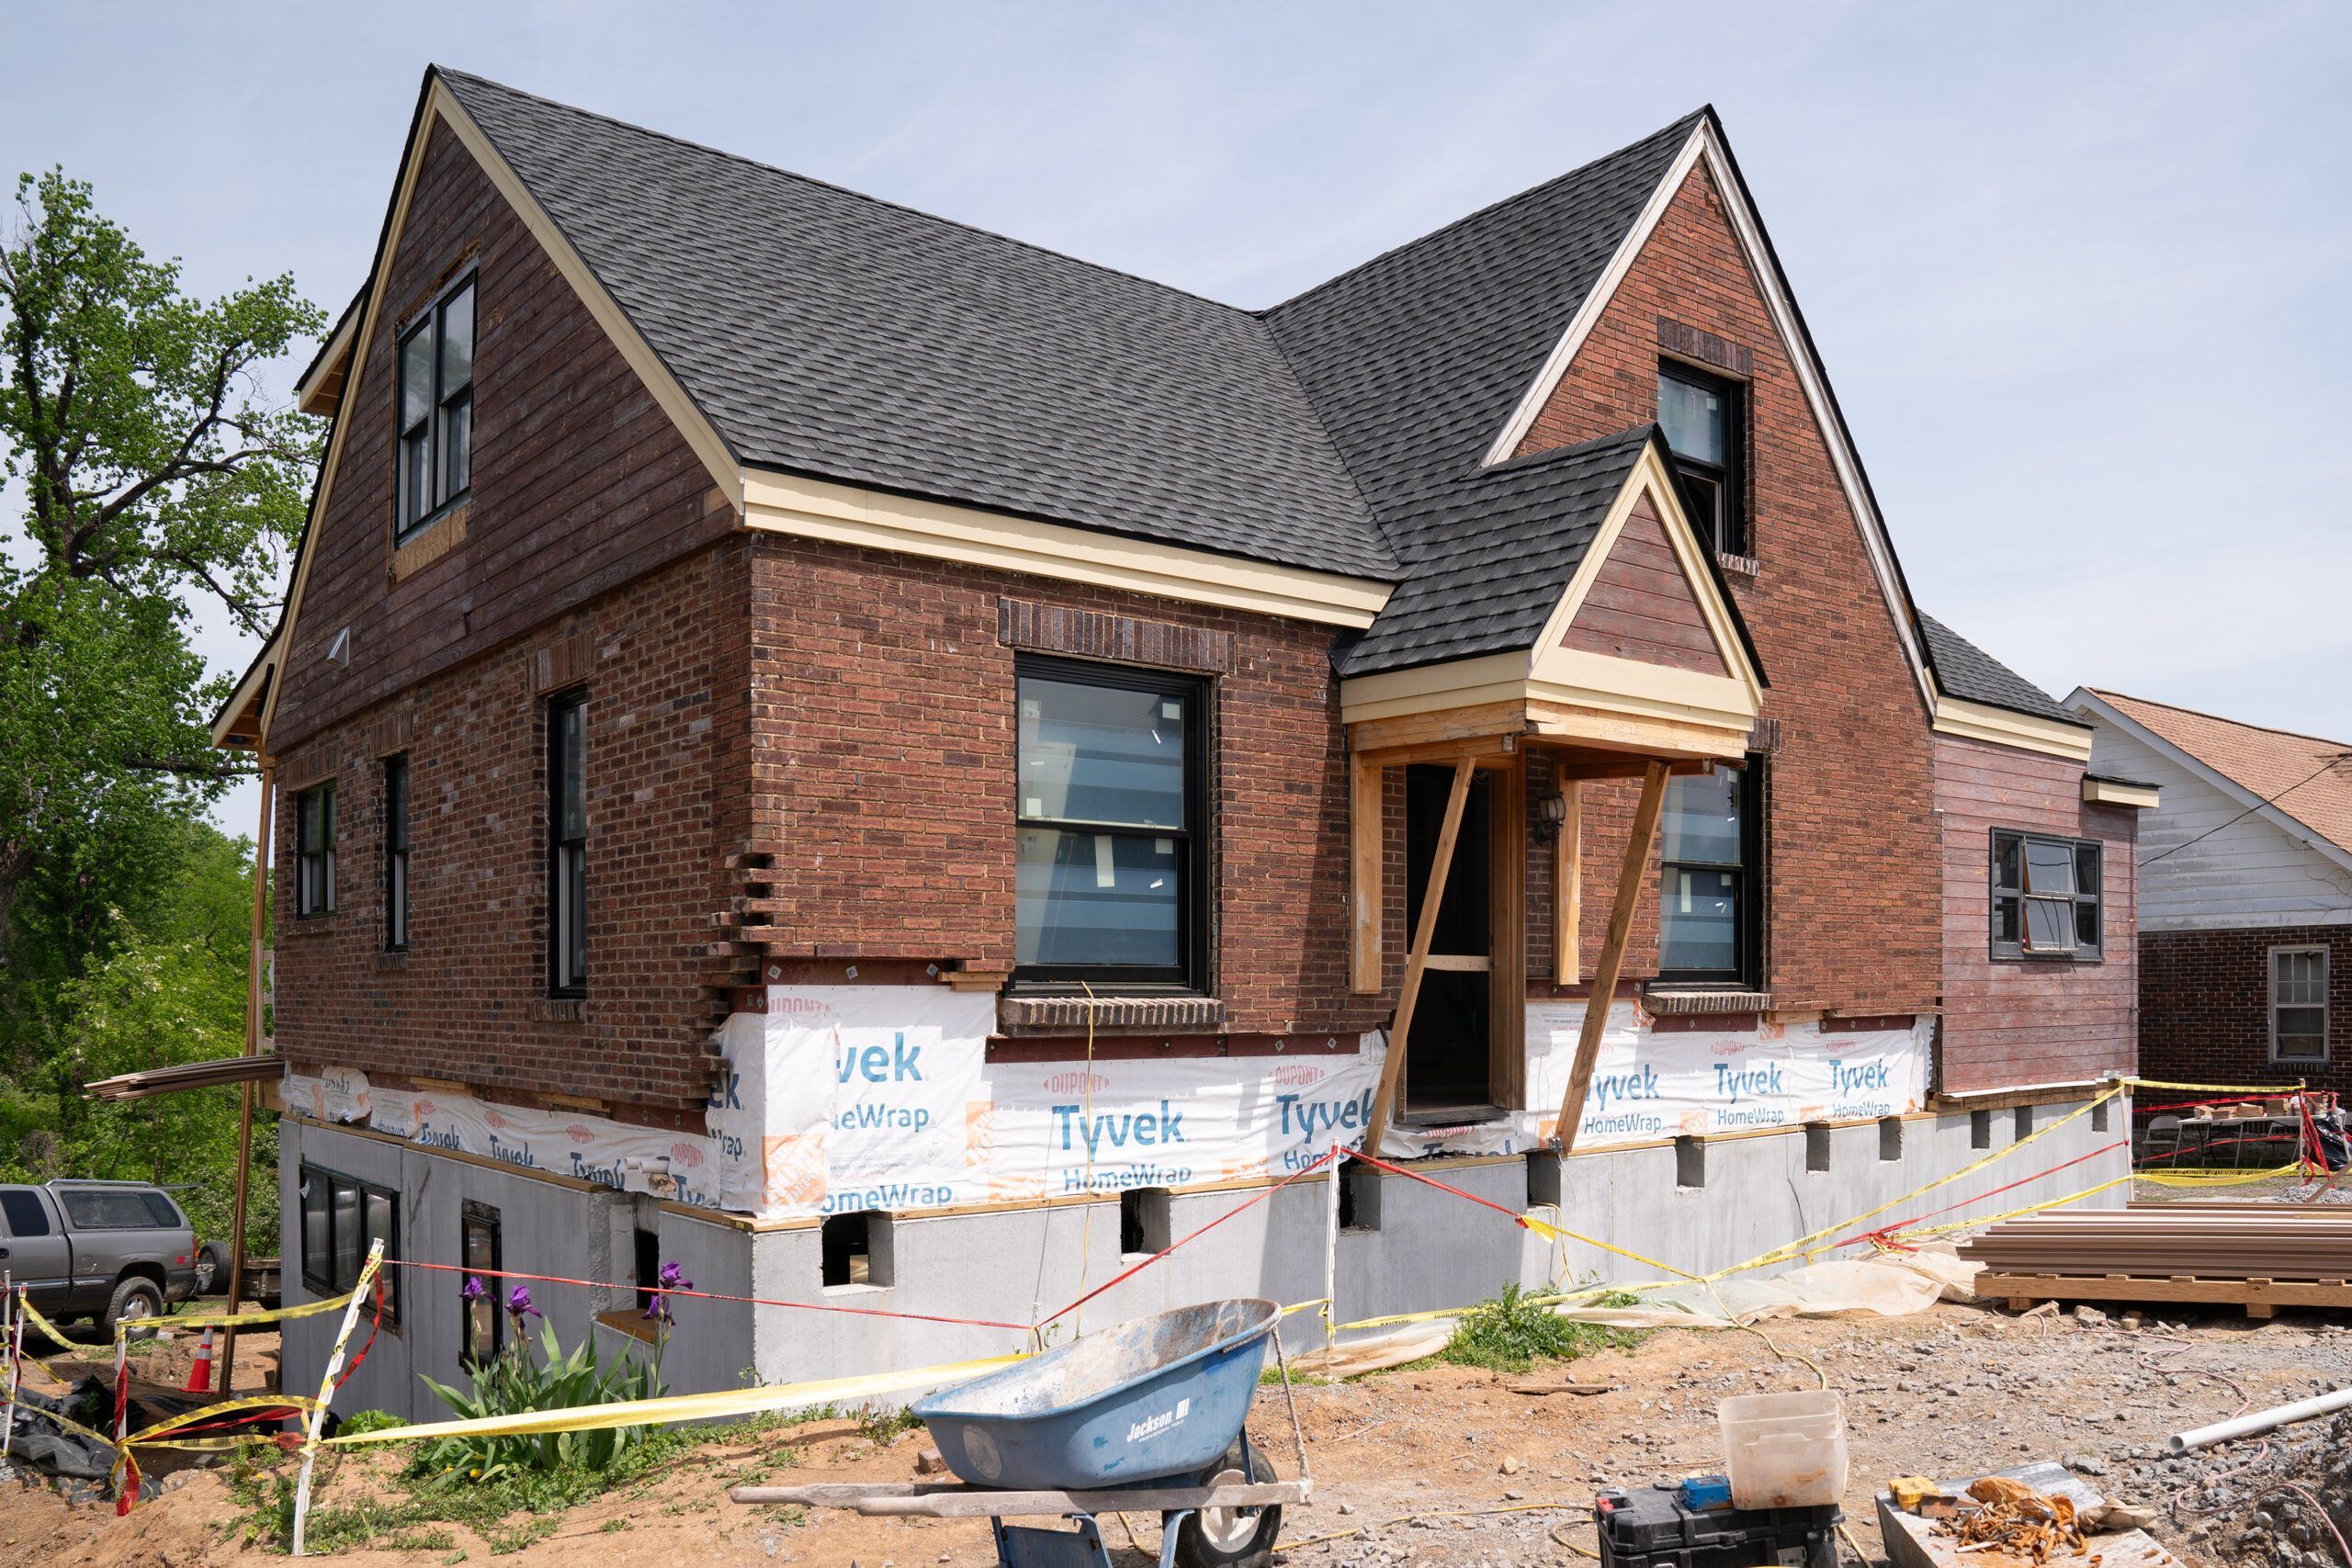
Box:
[8,1299,2346,1567]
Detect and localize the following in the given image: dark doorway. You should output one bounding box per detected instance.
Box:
[1401,764,1497,1120]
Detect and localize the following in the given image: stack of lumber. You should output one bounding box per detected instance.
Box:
[1958,1209,2352,1317]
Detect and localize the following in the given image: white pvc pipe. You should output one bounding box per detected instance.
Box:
[2170,1384,2352,1452]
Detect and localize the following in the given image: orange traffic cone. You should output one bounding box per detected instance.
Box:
[184,1325,216,1393]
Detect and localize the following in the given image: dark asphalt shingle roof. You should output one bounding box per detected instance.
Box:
[431,72,1752,670]
[1336,428,1651,676]
[440,70,1392,579]
[1918,614,2085,727]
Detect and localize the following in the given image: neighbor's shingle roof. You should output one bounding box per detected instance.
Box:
[1918,614,2083,727]
[439,70,1393,579]
[2091,691,2352,859]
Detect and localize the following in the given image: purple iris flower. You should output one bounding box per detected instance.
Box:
[505,1283,541,1320]
[644,1260,693,1323]
[460,1275,485,1303]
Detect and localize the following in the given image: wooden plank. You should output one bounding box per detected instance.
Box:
[731,1480,1311,1518]
[1554,781,1581,985]
[1523,702,1744,759]
[1352,734,1520,767]
[1350,753,1382,995]
[1976,1272,2352,1309]
[1555,759,1669,1152]
[1347,701,1527,753]
[1421,953,1491,972]
[1547,757,1714,783]
[1363,758,1474,1153]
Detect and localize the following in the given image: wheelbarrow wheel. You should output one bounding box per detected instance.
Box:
[1167,1439,1281,1568]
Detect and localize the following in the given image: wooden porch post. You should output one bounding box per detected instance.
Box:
[1362,758,1475,1154]
[1554,759,1669,1155]
[1553,781,1582,985]
[1349,752,1383,995]
[220,765,273,1395]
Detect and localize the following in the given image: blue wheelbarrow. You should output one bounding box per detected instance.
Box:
[731,1298,1310,1568]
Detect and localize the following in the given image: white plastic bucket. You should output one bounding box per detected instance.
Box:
[1716,1390,1849,1509]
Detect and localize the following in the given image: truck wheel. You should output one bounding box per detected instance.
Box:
[103,1276,165,1339]
[1169,1440,1281,1568]
[193,1242,228,1295]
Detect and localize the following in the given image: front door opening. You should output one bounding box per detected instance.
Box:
[1402,763,1496,1121]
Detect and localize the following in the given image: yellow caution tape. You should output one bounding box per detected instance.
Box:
[1519,1213,1704,1281]
[12,1292,115,1356]
[2137,1163,2311,1188]
[2123,1077,2312,1095]
[120,1285,366,1334]
[323,1351,1028,1449]
[122,1393,322,1452]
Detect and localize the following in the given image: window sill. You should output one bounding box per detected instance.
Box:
[527,998,588,1024]
[1714,549,1758,578]
[390,500,469,582]
[1643,987,1770,1016]
[375,950,409,972]
[997,994,1226,1035]
[283,913,341,934]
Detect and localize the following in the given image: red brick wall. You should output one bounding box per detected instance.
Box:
[745,534,1390,1037]
[272,540,748,1113]
[2142,925,2352,1099]
[1514,161,1940,1017]
[1934,735,2137,1091]
[269,113,729,752]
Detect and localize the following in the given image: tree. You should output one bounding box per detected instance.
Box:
[0,168,322,936]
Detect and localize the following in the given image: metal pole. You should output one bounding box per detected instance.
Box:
[2,1278,16,1460]
[1324,1143,1340,1353]
[222,765,273,1396]
[291,1239,382,1556]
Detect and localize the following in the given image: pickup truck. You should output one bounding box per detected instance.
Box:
[0,1179,199,1336]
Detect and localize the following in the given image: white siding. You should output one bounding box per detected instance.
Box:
[2084,720,2352,931]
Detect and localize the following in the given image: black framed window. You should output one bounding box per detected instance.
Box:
[1013,657,1207,988]
[1658,760,1762,982]
[384,755,411,951]
[460,1201,502,1366]
[1657,360,1747,557]
[2271,947,2329,1064]
[296,783,336,917]
[297,1163,399,1324]
[1990,829,2102,961]
[396,275,475,538]
[548,691,588,995]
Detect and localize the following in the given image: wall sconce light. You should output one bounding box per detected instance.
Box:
[1532,791,1569,844]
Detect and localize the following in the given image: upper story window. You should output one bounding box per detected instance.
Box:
[2272,947,2329,1063]
[1990,829,2102,961]
[1658,761,1762,983]
[296,783,336,917]
[548,691,588,996]
[1657,360,1747,558]
[397,275,475,539]
[384,754,411,951]
[1013,657,1206,990]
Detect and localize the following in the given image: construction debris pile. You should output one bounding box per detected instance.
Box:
[2159,1409,2352,1567]
[1929,1475,2087,1562]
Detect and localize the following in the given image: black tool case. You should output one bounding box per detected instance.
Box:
[1594,1484,1841,1567]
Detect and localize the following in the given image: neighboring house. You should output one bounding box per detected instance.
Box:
[2071,689,2351,1097]
[213,68,2139,1414]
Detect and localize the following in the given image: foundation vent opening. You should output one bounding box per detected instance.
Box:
[2014,1105,2034,1143]
[1340,1161,1382,1232]
[1970,1110,1993,1150]
[821,1210,892,1289]
[1879,1116,1904,1163]
[1120,1188,1172,1258]
[1804,1123,1832,1174]
[1675,1135,1706,1190]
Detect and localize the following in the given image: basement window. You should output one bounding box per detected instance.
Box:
[2272,947,2330,1064]
[821,1211,892,1289]
[396,272,475,539]
[1119,1188,1172,1259]
[460,1201,501,1368]
[1879,1117,1904,1162]
[296,783,336,916]
[1675,1135,1706,1190]
[1990,829,2101,961]
[297,1164,399,1324]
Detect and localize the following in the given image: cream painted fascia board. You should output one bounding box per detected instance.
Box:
[2068,687,2352,882]
[1929,694,2094,763]
[208,639,278,750]
[256,80,744,749]
[2082,777,2159,809]
[741,468,1390,629]
[1478,121,1933,714]
[1527,446,1761,707]
[294,309,357,414]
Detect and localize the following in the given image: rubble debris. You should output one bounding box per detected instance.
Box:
[1932,1476,2088,1562]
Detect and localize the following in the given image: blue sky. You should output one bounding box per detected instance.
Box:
[5,2,2347,833]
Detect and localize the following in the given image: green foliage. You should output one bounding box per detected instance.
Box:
[411,1317,667,1485]
[1439,1280,1643,1373]
[338,1410,410,1436]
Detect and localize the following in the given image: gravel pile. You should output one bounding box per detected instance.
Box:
[2118,1410,2352,1566]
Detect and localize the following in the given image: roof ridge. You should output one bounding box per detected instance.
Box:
[432,65,1268,321]
[1257,107,1707,319]
[2088,688,2352,756]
